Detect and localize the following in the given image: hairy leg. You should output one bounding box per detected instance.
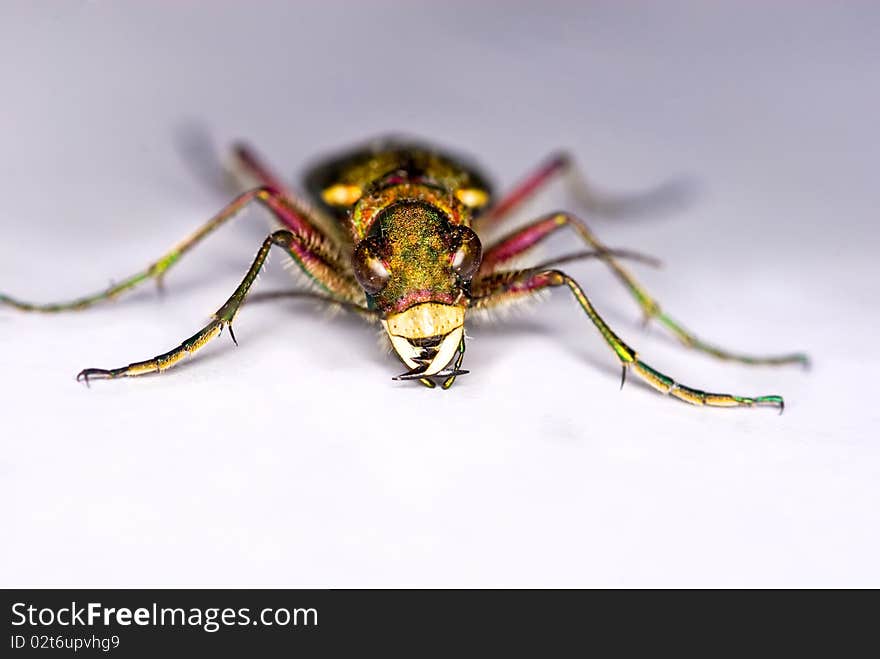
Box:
[479,213,807,367]
[229,142,343,245]
[77,229,362,383]
[470,268,787,411]
[1,186,350,312]
[230,142,290,193]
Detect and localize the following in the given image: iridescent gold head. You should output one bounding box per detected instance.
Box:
[350,200,481,378]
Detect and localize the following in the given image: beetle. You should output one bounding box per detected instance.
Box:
[0,137,807,408]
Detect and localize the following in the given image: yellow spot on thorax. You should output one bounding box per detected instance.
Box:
[455,187,489,209]
[321,183,363,207]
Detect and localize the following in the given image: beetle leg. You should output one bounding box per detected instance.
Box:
[476,152,686,232]
[470,269,786,412]
[478,213,808,367]
[230,142,291,193]
[228,142,344,245]
[1,186,356,313]
[76,229,362,383]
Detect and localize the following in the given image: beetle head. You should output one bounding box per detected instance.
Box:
[351,200,481,378]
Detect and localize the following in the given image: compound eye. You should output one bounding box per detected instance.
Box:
[352,239,390,295]
[450,226,482,281]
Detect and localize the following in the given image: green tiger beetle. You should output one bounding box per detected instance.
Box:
[0,137,808,409]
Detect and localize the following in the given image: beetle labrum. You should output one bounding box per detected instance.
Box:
[1,138,807,408]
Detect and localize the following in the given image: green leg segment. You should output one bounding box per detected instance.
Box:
[1,186,351,312]
[479,212,808,368]
[76,230,361,383]
[470,268,787,412]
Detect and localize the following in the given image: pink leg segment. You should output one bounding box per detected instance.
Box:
[479,153,569,228]
[232,143,291,194]
[479,215,567,274]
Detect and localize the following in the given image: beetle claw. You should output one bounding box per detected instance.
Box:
[76,368,113,386]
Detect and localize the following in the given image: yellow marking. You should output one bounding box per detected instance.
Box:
[128,361,158,376]
[705,395,739,407]
[191,324,223,352]
[322,183,362,207]
[632,363,672,393]
[455,187,489,208]
[385,303,464,339]
[671,387,705,405]
[158,351,187,371]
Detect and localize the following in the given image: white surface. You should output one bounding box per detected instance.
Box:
[1,2,877,587]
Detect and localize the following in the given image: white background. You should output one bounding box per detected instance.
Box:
[1,2,877,587]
